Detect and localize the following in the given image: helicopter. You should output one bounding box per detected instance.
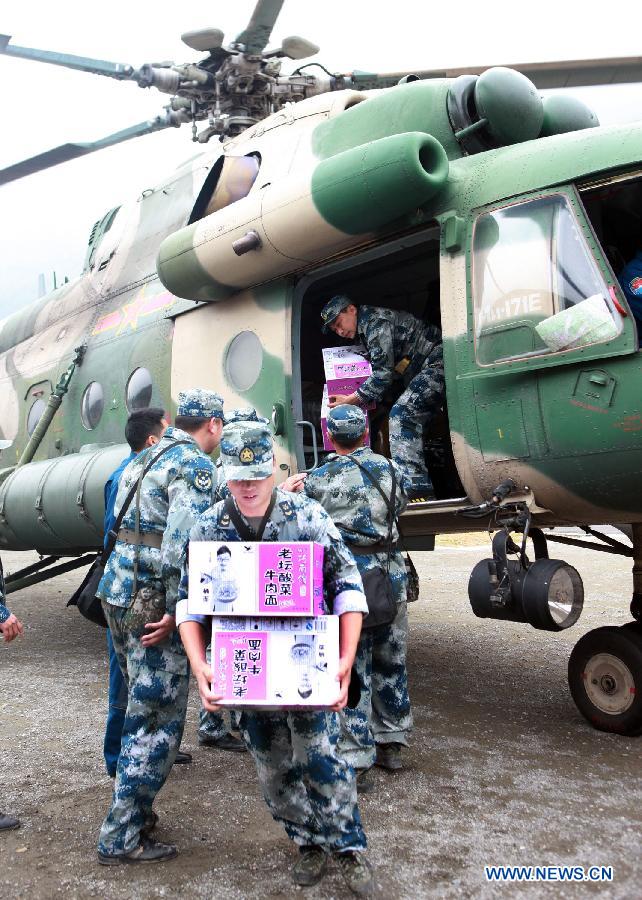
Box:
[2,0,642,736]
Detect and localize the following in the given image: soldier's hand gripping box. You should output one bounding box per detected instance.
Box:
[320,385,370,452]
[188,541,324,616]
[211,615,340,708]
[322,345,375,409]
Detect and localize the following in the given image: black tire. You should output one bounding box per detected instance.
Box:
[568,626,642,736]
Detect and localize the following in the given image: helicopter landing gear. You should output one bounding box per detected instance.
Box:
[568,626,642,735]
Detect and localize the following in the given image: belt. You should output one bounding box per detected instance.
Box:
[350,541,398,555]
[117,528,163,549]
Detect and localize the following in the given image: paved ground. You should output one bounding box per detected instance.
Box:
[1,539,640,899]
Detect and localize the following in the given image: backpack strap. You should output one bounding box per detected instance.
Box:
[347,455,396,572]
[102,439,191,565]
[223,491,277,542]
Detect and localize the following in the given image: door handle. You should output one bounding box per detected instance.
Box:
[296,420,319,471]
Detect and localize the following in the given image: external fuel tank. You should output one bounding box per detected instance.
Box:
[0,443,129,554]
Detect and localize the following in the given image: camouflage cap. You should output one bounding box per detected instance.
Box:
[225,406,270,426]
[220,421,274,481]
[320,294,351,333]
[326,404,367,440]
[177,388,225,419]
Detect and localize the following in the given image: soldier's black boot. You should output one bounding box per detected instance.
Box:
[291,845,328,886]
[0,813,20,831]
[97,837,178,865]
[173,750,192,764]
[334,851,374,896]
[198,732,246,752]
[375,742,403,771]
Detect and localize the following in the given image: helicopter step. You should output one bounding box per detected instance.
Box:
[568,624,642,735]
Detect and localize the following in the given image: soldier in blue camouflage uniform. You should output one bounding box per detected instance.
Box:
[96,388,225,865]
[0,561,23,646]
[0,557,24,832]
[302,405,413,777]
[199,406,269,747]
[212,406,270,501]
[321,294,444,496]
[176,422,375,895]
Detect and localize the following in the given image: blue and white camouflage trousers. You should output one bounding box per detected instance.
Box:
[241,709,367,852]
[98,602,189,855]
[389,362,445,490]
[340,600,412,770]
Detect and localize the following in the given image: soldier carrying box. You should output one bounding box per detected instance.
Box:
[175,421,375,895]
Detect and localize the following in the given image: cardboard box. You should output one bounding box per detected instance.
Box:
[188,541,325,616]
[322,345,375,407]
[211,615,340,708]
[321,385,370,452]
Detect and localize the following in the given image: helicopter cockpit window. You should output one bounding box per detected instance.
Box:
[26,399,46,436]
[473,194,622,365]
[199,155,261,220]
[81,382,105,431]
[126,367,153,412]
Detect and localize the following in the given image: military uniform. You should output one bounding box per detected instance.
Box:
[0,559,22,832]
[618,250,642,344]
[176,422,369,857]
[321,296,444,494]
[201,407,267,741]
[0,580,10,625]
[304,404,413,771]
[96,390,223,860]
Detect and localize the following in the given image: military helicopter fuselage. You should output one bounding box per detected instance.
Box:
[2,62,642,734]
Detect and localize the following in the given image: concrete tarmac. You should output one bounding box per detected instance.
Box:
[0,540,640,899]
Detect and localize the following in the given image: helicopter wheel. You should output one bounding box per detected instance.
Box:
[568,626,642,736]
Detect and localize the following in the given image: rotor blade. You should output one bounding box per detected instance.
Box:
[0,116,177,186]
[344,56,642,91]
[234,0,285,55]
[0,33,136,80]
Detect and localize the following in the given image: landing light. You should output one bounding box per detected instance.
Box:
[468,531,584,632]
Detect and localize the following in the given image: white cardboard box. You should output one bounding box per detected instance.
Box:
[211,615,340,708]
[322,345,375,408]
[188,541,325,616]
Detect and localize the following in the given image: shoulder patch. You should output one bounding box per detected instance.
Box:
[629,276,642,296]
[278,499,296,520]
[193,468,213,492]
[220,512,231,528]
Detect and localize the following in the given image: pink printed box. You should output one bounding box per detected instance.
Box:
[322,345,375,409]
[188,541,325,616]
[321,385,370,452]
[211,615,340,708]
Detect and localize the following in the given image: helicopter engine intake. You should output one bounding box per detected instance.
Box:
[157,130,449,302]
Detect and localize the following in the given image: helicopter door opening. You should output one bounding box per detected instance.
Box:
[292,229,465,501]
[579,171,642,348]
